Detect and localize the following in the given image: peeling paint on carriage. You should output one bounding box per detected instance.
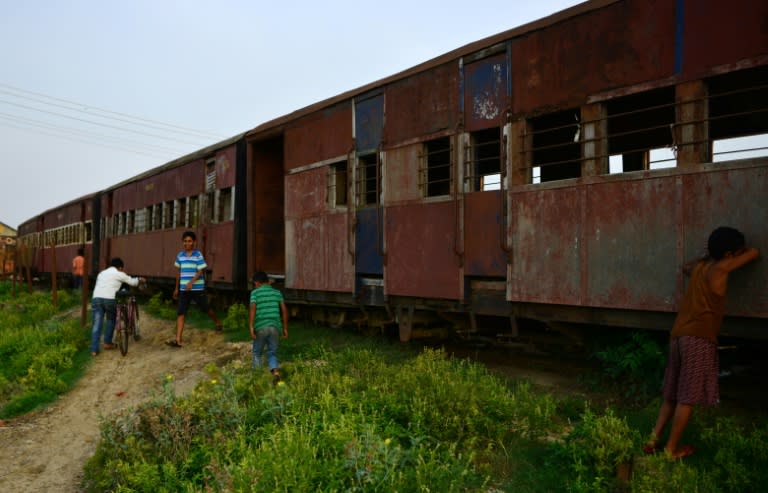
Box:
[507,161,768,325]
[464,53,508,131]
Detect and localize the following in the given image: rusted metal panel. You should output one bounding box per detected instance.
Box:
[44,201,84,228]
[683,0,768,78]
[213,145,237,188]
[285,167,326,219]
[509,160,768,319]
[205,222,234,283]
[285,103,352,170]
[385,62,458,144]
[386,202,460,299]
[284,164,354,292]
[680,163,768,318]
[284,216,325,290]
[583,176,679,310]
[464,53,509,131]
[464,191,506,277]
[355,94,384,153]
[108,230,177,278]
[355,208,383,275]
[509,187,582,304]
[512,0,675,114]
[384,144,421,203]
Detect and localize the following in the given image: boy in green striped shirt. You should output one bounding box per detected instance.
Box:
[249,271,289,381]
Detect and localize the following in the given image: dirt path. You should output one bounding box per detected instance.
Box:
[0,313,249,493]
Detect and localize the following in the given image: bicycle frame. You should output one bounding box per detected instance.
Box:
[115,290,140,356]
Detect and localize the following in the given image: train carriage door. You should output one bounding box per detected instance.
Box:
[353,92,384,297]
[459,47,510,281]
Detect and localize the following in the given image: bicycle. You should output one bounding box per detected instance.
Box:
[114,285,141,356]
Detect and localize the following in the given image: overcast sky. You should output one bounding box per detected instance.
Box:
[0,0,583,229]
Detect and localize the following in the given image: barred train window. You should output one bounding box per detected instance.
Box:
[465,128,501,191]
[356,153,378,206]
[422,137,451,197]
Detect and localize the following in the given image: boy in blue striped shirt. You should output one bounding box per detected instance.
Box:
[168,230,222,347]
[249,271,289,381]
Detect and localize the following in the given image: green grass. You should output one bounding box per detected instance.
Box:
[4,283,767,492]
[0,283,90,418]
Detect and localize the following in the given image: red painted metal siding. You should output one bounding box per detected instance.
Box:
[683,0,768,78]
[509,186,582,304]
[108,230,179,278]
[512,0,675,114]
[508,161,768,318]
[284,166,353,292]
[285,212,353,292]
[386,202,461,299]
[285,167,326,218]
[583,176,679,310]
[464,191,507,277]
[284,104,352,170]
[213,145,236,188]
[205,222,234,283]
[385,62,458,144]
[680,163,768,317]
[384,145,421,204]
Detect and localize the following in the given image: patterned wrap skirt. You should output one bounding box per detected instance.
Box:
[662,335,719,406]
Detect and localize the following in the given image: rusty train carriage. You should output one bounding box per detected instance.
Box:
[16,193,98,284]
[249,0,768,340]
[99,135,247,288]
[15,0,768,342]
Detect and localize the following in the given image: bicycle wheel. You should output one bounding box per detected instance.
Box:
[116,306,129,356]
[131,300,141,341]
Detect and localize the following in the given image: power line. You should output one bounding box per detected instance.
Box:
[0,98,212,147]
[0,111,190,156]
[0,120,171,160]
[0,82,228,140]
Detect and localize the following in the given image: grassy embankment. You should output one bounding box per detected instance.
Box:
[1,284,766,492]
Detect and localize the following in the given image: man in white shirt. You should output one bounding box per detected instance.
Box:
[90,258,145,356]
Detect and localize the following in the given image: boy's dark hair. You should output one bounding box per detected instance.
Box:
[110,257,125,269]
[182,230,196,241]
[708,226,745,260]
[77,247,84,255]
[252,271,269,283]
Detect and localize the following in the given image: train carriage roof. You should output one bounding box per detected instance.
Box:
[244,0,618,139]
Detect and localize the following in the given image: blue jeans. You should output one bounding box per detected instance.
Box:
[252,326,279,370]
[91,297,117,353]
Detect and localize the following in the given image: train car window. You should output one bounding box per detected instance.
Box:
[153,204,162,230]
[206,160,216,191]
[421,137,452,197]
[84,221,92,243]
[127,210,135,234]
[163,200,174,229]
[708,65,768,162]
[189,196,200,228]
[133,208,144,233]
[464,128,501,191]
[529,109,581,183]
[145,208,154,232]
[205,191,216,223]
[356,153,379,207]
[328,161,348,208]
[606,87,675,173]
[177,199,187,228]
[219,187,233,221]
